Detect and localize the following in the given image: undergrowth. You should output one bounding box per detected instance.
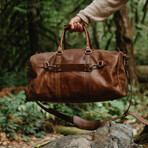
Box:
[0,70,27,89]
[0,89,146,141]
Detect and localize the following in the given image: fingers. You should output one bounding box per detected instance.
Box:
[69,19,75,30]
[77,22,83,32]
[69,22,83,33]
[69,16,85,33]
[73,22,83,32]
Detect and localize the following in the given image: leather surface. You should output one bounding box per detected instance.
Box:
[27,26,128,103]
[26,26,148,130]
[27,49,128,103]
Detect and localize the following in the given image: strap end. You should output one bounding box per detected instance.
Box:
[73,115,102,130]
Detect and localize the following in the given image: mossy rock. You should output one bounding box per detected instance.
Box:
[56,126,88,136]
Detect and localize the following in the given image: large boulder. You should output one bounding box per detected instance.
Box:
[34,121,140,148]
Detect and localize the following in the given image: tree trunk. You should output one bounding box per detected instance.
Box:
[27,0,40,55]
[114,6,138,87]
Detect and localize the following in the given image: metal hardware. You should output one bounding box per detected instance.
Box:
[43,61,56,70]
[85,50,92,55]
[90,61,105,70]
[56,51,63,54]
[44,61,50,69]
[123,54,129,59]
[123,54,129,66]
[96,60,104,68]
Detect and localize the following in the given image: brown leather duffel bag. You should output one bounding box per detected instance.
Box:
[27,25,148,130]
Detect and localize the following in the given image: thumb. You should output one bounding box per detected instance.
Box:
[69,19,74,29]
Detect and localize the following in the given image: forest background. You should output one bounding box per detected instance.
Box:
[0,0,148,146]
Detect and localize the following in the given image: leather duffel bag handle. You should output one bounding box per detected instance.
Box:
[57,24,93,54]
[63,25,94,50]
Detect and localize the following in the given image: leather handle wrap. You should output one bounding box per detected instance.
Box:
[57,24,92,53]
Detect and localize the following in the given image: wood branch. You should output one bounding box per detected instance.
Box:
[36,29,58,46]
[38,23,59,45]
[1,0,3,9]
[141,0,148,24]
[105,34,113,50]
[0,0,19,17]
[102,20,113,38]
[69,0,86,15]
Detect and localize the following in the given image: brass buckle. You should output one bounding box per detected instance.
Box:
[96,60,104,68]
[43,61,56,70]
[85,50,92,55]
[56,51,63,55]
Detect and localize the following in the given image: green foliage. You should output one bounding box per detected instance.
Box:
[0,0,147,72]
[0,89,147,139]
[0,0,147,141]
[23,135,31,142]
[0,70,27,89]
[129,0,148,65]
[0,91,48,140]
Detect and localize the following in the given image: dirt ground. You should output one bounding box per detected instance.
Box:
[0,133,63,148]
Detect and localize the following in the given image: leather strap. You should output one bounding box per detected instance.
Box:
[36,67,148,130]
[36,73,148,130]
[36,101,73,124]
[55,64,92,72]
[57,25,92,54]
[64,24,94,50]
[36,100,148,130]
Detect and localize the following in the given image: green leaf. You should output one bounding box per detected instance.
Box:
[109,100,124,111]
[23,135,30,142]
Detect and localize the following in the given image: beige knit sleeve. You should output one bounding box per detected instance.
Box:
[77,0,129,24]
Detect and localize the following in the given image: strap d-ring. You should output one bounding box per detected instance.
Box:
[85,50,92,55]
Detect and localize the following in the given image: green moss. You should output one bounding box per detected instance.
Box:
[56,126,87,136]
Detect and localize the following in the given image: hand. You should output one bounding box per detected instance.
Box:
[69,16,87,33]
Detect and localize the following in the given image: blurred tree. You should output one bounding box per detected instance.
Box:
[0,0,147,74]
[27,0,40,54]
[114,6,138,87]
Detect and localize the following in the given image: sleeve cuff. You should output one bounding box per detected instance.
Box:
[77,11,90,24]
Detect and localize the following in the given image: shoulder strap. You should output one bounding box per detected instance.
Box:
[36,78,148,131]
[36,53,148,130]
[36,101,148,130]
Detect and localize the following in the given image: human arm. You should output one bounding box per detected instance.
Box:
[69,0,129,32]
